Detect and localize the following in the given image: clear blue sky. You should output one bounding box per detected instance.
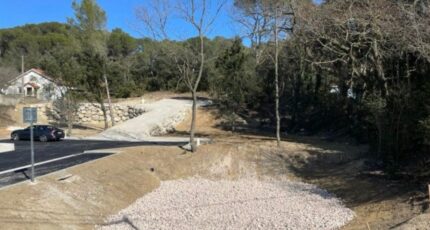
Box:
[0,0,322,40]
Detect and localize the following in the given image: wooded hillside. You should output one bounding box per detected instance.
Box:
[0,0,429,172]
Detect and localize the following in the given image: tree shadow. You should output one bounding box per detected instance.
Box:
[102,216,139,230]
[171,96,211,101]
[0,207,107,226]
[255,136,424,208]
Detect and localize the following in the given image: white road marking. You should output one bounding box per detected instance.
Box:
[0,143,14,153]
[0,152,86,176]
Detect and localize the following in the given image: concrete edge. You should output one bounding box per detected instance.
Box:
[0,143,14,153]
[66,136,212,144]
[0,149,121,191]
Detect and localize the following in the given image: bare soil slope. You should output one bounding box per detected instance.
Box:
[0,105,426,229]
[175,107,430,229]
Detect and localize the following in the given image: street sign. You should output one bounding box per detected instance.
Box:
[22,107,37,182]
[23,107,37,123]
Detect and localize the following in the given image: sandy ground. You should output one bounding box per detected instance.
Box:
[0,97,428,229]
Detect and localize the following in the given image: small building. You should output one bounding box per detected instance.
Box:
[1,68,64,101]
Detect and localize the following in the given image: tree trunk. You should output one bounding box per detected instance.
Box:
[189,31,205,152]
[374,41,388,96]
[377,121,382,158]
[104,73,115,127]
[190,90,197,152]
[67,113,73,136]
[100,102,108,130]
[275,7,281,147]
[66,96,73,136]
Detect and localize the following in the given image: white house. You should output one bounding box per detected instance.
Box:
[1,68,64,101]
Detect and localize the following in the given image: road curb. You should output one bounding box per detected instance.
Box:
[0,143,14,153]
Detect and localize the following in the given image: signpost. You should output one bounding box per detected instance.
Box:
[23,107,37,182]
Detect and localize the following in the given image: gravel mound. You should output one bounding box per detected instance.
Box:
[94,99,189,141]
[93,99,211,141]
[99,178,354,230]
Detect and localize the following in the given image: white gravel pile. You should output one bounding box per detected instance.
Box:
[99,178,354,230]
[93,99,210,141]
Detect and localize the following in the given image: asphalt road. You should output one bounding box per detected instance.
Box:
[0,139,187,187]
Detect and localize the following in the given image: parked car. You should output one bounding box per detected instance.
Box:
[11,125,65,142]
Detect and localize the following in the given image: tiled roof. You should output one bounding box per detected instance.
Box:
[8,68,57,85]
[24,82,40,89]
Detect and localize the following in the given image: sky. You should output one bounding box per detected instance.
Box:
[0,0,322,40]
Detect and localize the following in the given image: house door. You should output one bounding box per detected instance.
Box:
[26,87,33,97]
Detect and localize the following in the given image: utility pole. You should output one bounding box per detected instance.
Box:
[30,119,35,182]
[21,55,25,96]
[21,55,24,73]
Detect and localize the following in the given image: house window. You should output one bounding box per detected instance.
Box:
[18,87,22,94]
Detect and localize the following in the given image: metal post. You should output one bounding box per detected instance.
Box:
[21,55,25,97]
[30,121,35,182]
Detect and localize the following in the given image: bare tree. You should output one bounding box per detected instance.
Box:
[292,0,430,161]
[399,0,430,62]
[103,68,115,127]
[52,90,78,136]
[0,66,18,91]
[232,0,271,65]
[137,0,226,152]
[234,0,295,147]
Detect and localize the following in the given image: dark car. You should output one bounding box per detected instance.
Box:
[11,125,65,142]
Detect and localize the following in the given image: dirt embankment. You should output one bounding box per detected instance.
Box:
[0,106,427,229]
[176,107,430,229]
[0,141,265,229]
[0,106,345,229]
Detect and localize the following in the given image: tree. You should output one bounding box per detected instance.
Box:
[0,66,18,90]
[107,28,138,97]
[289,0,430,170]
[107,28,137,58]
[233,0,271,65]
[0,23,78,73]
[213,38,256,131]
[69,0,107,54]
[69,0,114,129]
[40,38,82,136]
[234,0,295,146]
[137,0,226,152]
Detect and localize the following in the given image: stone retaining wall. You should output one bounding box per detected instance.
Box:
[46,103,145,124]
[0,95,21,106]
